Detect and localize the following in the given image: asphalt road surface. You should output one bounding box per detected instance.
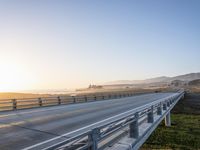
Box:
[0,92,176,150]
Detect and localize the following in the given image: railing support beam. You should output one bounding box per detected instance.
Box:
[12,99,17,110]
[167,101,170,107]
[84,96,87,102]
[72,96,76,103]
[58,96,61,105]
[147,106,154,123]
[38,98,42,107]
[163,103,167,111]
[157,103,162,115]
[89,128,99,150]
[165,112,171,127]
[130,112,139,139]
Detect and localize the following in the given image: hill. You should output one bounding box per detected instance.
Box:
[170,73,200,82]
[104,72,200,85]
[188,79,200,86]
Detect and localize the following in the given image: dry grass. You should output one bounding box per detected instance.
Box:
[0,92,52,100]
[0,87,176,100]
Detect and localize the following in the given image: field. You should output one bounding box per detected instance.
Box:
[0,92,52,99]
[141,92,200,150]
[0,87,171,99]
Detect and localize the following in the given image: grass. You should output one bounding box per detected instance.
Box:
[142,114,200,150]
[141,92,200,150]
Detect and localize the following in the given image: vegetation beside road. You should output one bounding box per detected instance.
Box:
[0,87,172,100]
[0,92,51,99]
[141,92,200,150]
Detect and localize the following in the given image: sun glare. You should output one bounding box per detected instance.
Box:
[0,60,36,92]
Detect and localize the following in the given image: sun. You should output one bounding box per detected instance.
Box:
[0,61,36,92]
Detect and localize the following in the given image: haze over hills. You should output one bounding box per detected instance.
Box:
[104,73,200,85]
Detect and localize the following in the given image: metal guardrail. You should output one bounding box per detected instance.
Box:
[41,90,184,150]
[0,91,147,111]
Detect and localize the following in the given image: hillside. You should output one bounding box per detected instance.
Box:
[188,79,200,86]
[170,73,200,82]
[104,72,200,85]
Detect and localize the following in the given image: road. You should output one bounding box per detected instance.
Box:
[0,92,175,150]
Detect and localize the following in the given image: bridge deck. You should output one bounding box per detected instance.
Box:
[0,92,175,150]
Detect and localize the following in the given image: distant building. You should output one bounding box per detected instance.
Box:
[88,84,103,89]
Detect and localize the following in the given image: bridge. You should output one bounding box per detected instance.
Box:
[0,90,184,150]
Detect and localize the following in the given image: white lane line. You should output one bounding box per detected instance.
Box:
[22,93,177,150]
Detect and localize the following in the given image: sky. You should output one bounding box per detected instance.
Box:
[0,0,200,91]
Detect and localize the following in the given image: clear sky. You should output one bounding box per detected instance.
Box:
[0,0,199,91]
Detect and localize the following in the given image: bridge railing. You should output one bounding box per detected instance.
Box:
[0,90,151,111]
[42,90,184,150]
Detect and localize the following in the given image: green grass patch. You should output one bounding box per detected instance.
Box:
[142,114,200,150]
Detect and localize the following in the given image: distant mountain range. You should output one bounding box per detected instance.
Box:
[104,73,200,85]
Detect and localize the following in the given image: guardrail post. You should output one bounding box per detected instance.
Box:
[12,99,17,110]
[165,112,171,126]
[94,95,97,101]
[102,95,104,100]
[169,99,172,105]
[157,102,162,115]
[72,96,76,103]
[89,128,99,150]
[163,103,167,111]
[130,112,139,139]
[58,96,61,105]
[167,101,170,107]
[171,99,173,103]
[38,98,42,107]
[147,106,154,123]
[84,96,87,102]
